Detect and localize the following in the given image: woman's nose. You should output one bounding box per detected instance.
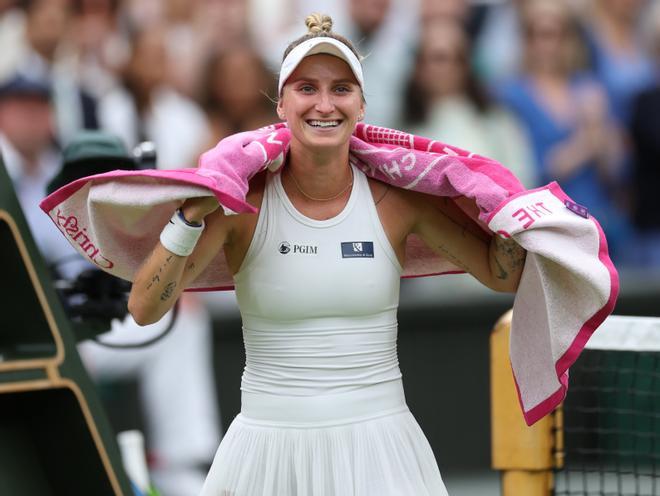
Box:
[315,90,335,113]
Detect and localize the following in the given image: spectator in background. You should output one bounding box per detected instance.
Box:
[629,2,660,268]
[66,0,131,101]
[472,0,525,86]
[199,46,278,146]
[472,0,589,87]
[0,0,27,80]
[98,23,210,169]
[160,0,250,99]
[0,0,99,144]
[342,0,419,127]
[418,0,488,40]
[582,0,654,127]
[580,0,654,223]
[161,0,204,97]
[497,0,632,262]
[0,74,65,257]
[401,19,534,187]
[418,0,470,26]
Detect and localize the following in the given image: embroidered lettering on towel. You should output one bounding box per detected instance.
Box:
[341,241,374,258]
[53,209,114,268]
[512,202,553,229]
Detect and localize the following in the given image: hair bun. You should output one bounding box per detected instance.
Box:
[305,13,333,34]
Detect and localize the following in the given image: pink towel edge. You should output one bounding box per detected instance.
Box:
[38,168,258,216]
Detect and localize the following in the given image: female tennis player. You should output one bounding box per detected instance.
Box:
[128,13,526,496]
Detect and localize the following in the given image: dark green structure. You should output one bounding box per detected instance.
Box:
[0,157,133,495]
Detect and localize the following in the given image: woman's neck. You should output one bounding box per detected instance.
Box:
[285,140,353,201]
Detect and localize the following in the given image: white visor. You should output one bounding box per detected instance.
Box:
[278,37,364,96]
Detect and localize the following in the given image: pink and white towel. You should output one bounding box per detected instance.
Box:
[40,123,619,425]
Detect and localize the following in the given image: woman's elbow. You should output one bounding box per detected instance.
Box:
[127,294,160,326]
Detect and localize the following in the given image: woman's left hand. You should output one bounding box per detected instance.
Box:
[181,196,220,224]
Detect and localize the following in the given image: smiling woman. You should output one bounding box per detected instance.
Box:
[278,53,363,160]
[126,12,527,496]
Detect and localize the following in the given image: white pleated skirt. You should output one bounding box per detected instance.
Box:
[199,381,448,496]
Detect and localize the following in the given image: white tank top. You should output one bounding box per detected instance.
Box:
[234,165,404,397]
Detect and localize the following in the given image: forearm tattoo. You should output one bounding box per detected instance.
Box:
[492,236,526,280]
[160,281,177,301]
[146,255,173,290]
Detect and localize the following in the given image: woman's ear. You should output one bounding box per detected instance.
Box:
[276,100,285,121]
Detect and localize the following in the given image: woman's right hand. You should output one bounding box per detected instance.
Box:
[181,196,220,224]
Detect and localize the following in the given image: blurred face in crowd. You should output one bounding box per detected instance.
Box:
[202,0,248,47]
[278,54,364,154]
[72,0,117,51]
[0,95,54,160]
[420,0,469,25]
[349,0,391,35]
[210,49,271,121]
[415,21,468,100]
[127,26,168,94]
[523,1,576,75]
[165,0,198,22]
[26,0,71,61]
[599,0,645,24]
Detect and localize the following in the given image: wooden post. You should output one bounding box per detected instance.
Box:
[490,310,562,496]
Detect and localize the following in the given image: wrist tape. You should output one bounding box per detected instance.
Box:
[159,209,205,256]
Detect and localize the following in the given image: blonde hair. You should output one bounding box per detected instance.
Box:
[305,13,333,35]
[282,13,361,61]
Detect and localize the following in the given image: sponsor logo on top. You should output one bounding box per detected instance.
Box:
[341,241,374,258]
[278,241,318,255]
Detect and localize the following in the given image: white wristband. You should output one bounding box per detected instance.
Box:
[159,209,205,256]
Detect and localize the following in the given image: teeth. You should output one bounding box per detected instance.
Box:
[309,120,339,128]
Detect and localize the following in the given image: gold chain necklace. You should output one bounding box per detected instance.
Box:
[287,167,353,202]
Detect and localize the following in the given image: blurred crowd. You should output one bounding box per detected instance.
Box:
[2,0,660,269]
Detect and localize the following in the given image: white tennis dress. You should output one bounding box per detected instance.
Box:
[200,166,448,496]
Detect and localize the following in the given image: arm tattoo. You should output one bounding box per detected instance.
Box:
[493,255,509,280]
[437,243,470,272]
[146,274,160,290]
[493,236,526,280]
[160,281,177,301]
[147,255,175,290]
